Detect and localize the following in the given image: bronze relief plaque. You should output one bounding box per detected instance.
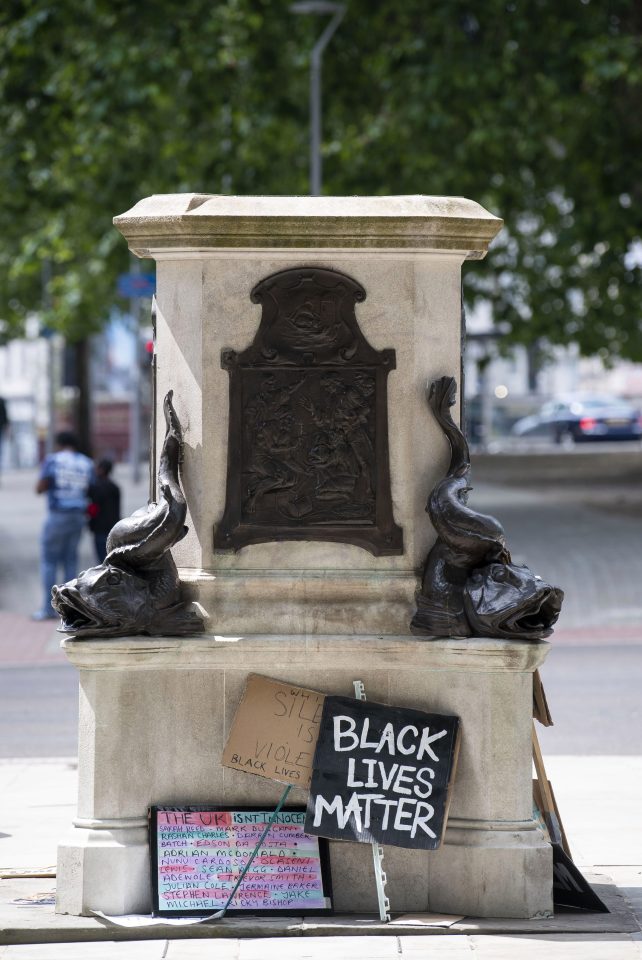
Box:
[213,267,403,556]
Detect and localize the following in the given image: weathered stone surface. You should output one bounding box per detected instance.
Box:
[112,194,502,636]
[56,195,551,924]
[57,635,551,919]
[151,255,470,633]
[114,194,503,257]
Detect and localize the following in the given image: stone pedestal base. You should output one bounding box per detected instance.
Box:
[56,820,150,917]
[56,635,552,919]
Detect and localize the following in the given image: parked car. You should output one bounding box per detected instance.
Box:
[511,395,642,445]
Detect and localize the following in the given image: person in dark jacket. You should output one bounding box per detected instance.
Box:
[0,397,9,478]
[87,459,121,562]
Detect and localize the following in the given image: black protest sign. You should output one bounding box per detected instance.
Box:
[552,843,609,912]
[304,696,460,850]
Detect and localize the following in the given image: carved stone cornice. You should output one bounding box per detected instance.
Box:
[114,194,503,260]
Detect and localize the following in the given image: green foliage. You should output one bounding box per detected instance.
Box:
[1,0,640,358]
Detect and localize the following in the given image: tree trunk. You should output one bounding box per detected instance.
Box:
[74,338,92,457]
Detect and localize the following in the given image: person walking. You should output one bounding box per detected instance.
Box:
[32,431,94,620]
[87,459,121,562]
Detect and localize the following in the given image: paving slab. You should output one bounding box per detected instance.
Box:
[0,761,77,873]
[3,934,642,960]
[0,943,167,959]
[240,936,400,959]
[0,873,637,947]
[163,943,240,959]
[466,933,642,959]
[538,757,642,866]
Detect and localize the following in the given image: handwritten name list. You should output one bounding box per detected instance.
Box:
[152,807,329,915]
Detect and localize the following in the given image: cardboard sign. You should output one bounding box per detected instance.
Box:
[304,696,460,850]
[222,674,325,788]
[149,805,332,916]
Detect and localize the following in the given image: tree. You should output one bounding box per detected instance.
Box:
[1,0,640,360]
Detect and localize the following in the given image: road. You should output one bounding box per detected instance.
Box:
[0,456,641,757]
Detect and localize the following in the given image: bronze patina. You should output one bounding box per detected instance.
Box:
[52,392,205,638]
[214,267,403,556]
[411,376,563,640]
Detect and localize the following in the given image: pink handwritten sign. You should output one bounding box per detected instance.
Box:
[150,806,331,916]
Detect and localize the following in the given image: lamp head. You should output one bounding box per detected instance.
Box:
[290,1,345,14]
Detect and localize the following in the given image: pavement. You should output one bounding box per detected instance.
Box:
[1,457,642,957]
[0,756,641,957]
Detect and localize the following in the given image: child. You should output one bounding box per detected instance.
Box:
[87,459,121,563]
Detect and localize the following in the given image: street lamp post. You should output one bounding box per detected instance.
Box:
[41,259,57,456]
[290,1,346,196]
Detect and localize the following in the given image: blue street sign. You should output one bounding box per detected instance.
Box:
[118,273,156,298]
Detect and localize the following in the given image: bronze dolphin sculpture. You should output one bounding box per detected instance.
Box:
[52,391,205,638]
[411,376,563,640]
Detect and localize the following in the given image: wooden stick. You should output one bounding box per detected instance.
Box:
[532,722,566,852]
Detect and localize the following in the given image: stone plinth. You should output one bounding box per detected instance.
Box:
[113,194,503,636]
[55,194,553,922]
[56,635,552,919]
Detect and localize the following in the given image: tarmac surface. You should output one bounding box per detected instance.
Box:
[1,453,642,957]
